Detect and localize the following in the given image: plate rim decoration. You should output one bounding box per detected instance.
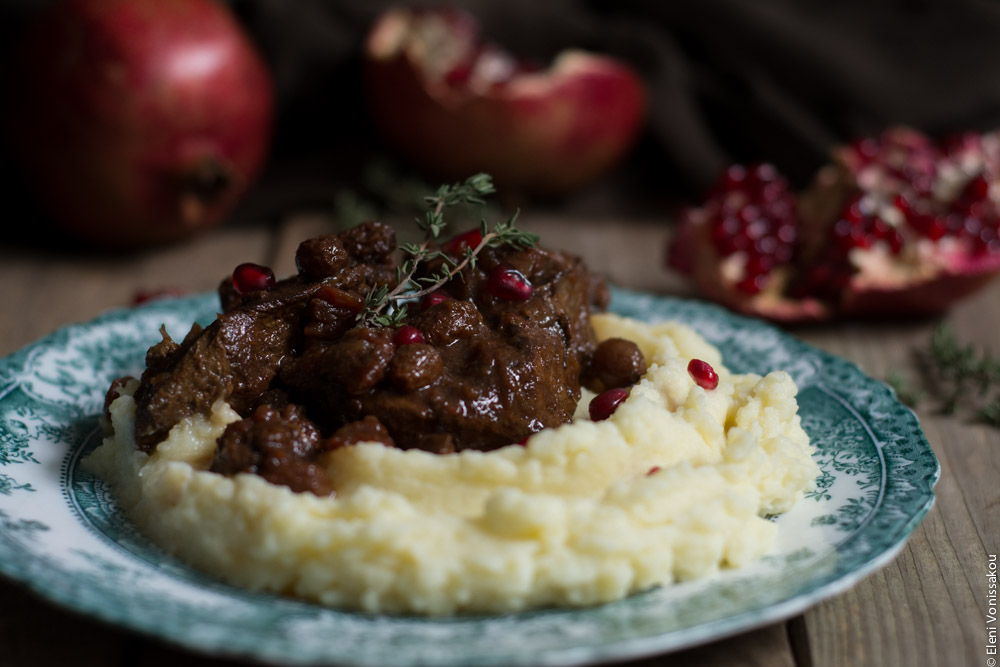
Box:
[0,287,940,666]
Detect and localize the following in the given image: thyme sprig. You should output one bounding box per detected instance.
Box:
[888,323,1000,428]
[358,174,538,328]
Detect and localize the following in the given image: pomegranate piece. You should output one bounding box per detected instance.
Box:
[687,359,719,390]
[9,0,274,248]
[364,7,646,195]
[487,263,534,301]
[589,387,629,422]
[668,127,1000,321]
[232,263,276,295]
[393,325,426,346]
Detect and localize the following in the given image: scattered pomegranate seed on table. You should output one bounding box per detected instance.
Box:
[232,263,275,294]
[589,387,630,422]
[688,359,719,390]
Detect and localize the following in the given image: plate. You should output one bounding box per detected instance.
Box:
[0,287,939,666]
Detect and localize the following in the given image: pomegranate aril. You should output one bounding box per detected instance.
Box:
[687,359,719,390]
[589,387,629,421]
[720,164,747,190]
[393,325,425,346]
[443,228,483,256]
[744,253,774,277]
[735,273,766,294]
[487,263,533,300]
[737,204,760,224]
[962,175,990,202]
[749,162,778,184]
[421,290,451,310]
[711,216,743,254]
[232,263,275,294]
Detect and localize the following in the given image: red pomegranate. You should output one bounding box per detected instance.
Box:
[10,0,274,248]
[667,127,1000,321]
[364,7,647,196]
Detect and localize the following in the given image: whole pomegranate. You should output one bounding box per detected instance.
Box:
[364,7,647,196]
[668,128,1000,321]
[9,0,274,248]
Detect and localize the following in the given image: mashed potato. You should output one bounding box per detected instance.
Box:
[87,313,817,615]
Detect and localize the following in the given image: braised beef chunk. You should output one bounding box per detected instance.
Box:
[126,221,629,495]
[326,416,396,449]
[211,404,333,496]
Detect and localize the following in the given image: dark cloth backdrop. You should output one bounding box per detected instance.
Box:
[5,0,1000,210]
[226,0,1000,198]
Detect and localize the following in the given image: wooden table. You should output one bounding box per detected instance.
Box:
[0,210,996,667]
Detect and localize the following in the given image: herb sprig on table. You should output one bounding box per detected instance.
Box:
[887,323,1000,428]
[358,173,538,328]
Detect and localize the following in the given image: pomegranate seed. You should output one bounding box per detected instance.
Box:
[589,387,629,421]
[851,137,880,164]
[735,273,767,294]
[737,204,760,224]
[893,194,913,217]
[487,263,533,300]
[232,263,275,294]
[962,175,990,202]
[514,436,529,446]
[746,218,770,240]
[688,359,719,390]
[744,253,774,277]
[776,223,797,244]
[711,215,743,254]
[443,228,483,256]
[749,162,778,184]
[314,285,363,312]
[753,235,779,257]
[888,229,904,254]
[421,290,451,310]
[646,466,661,476]
[911,214,947,241]
[444,61,474,87]
[393,325,425,346]
[720,164,747,190]
[844,196,865,223]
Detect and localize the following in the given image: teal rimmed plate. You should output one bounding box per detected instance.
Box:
[0,287,939,666]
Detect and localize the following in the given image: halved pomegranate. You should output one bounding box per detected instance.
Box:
[667,127,1000,321]
[364,7,647,195]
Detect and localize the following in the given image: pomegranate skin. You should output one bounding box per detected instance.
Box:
[11,0,274,248]
[364,7,647,196]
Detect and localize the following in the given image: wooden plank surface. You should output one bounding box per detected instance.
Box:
[0,213,995,667]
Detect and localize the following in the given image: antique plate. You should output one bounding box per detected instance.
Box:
[0,287,938,666]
